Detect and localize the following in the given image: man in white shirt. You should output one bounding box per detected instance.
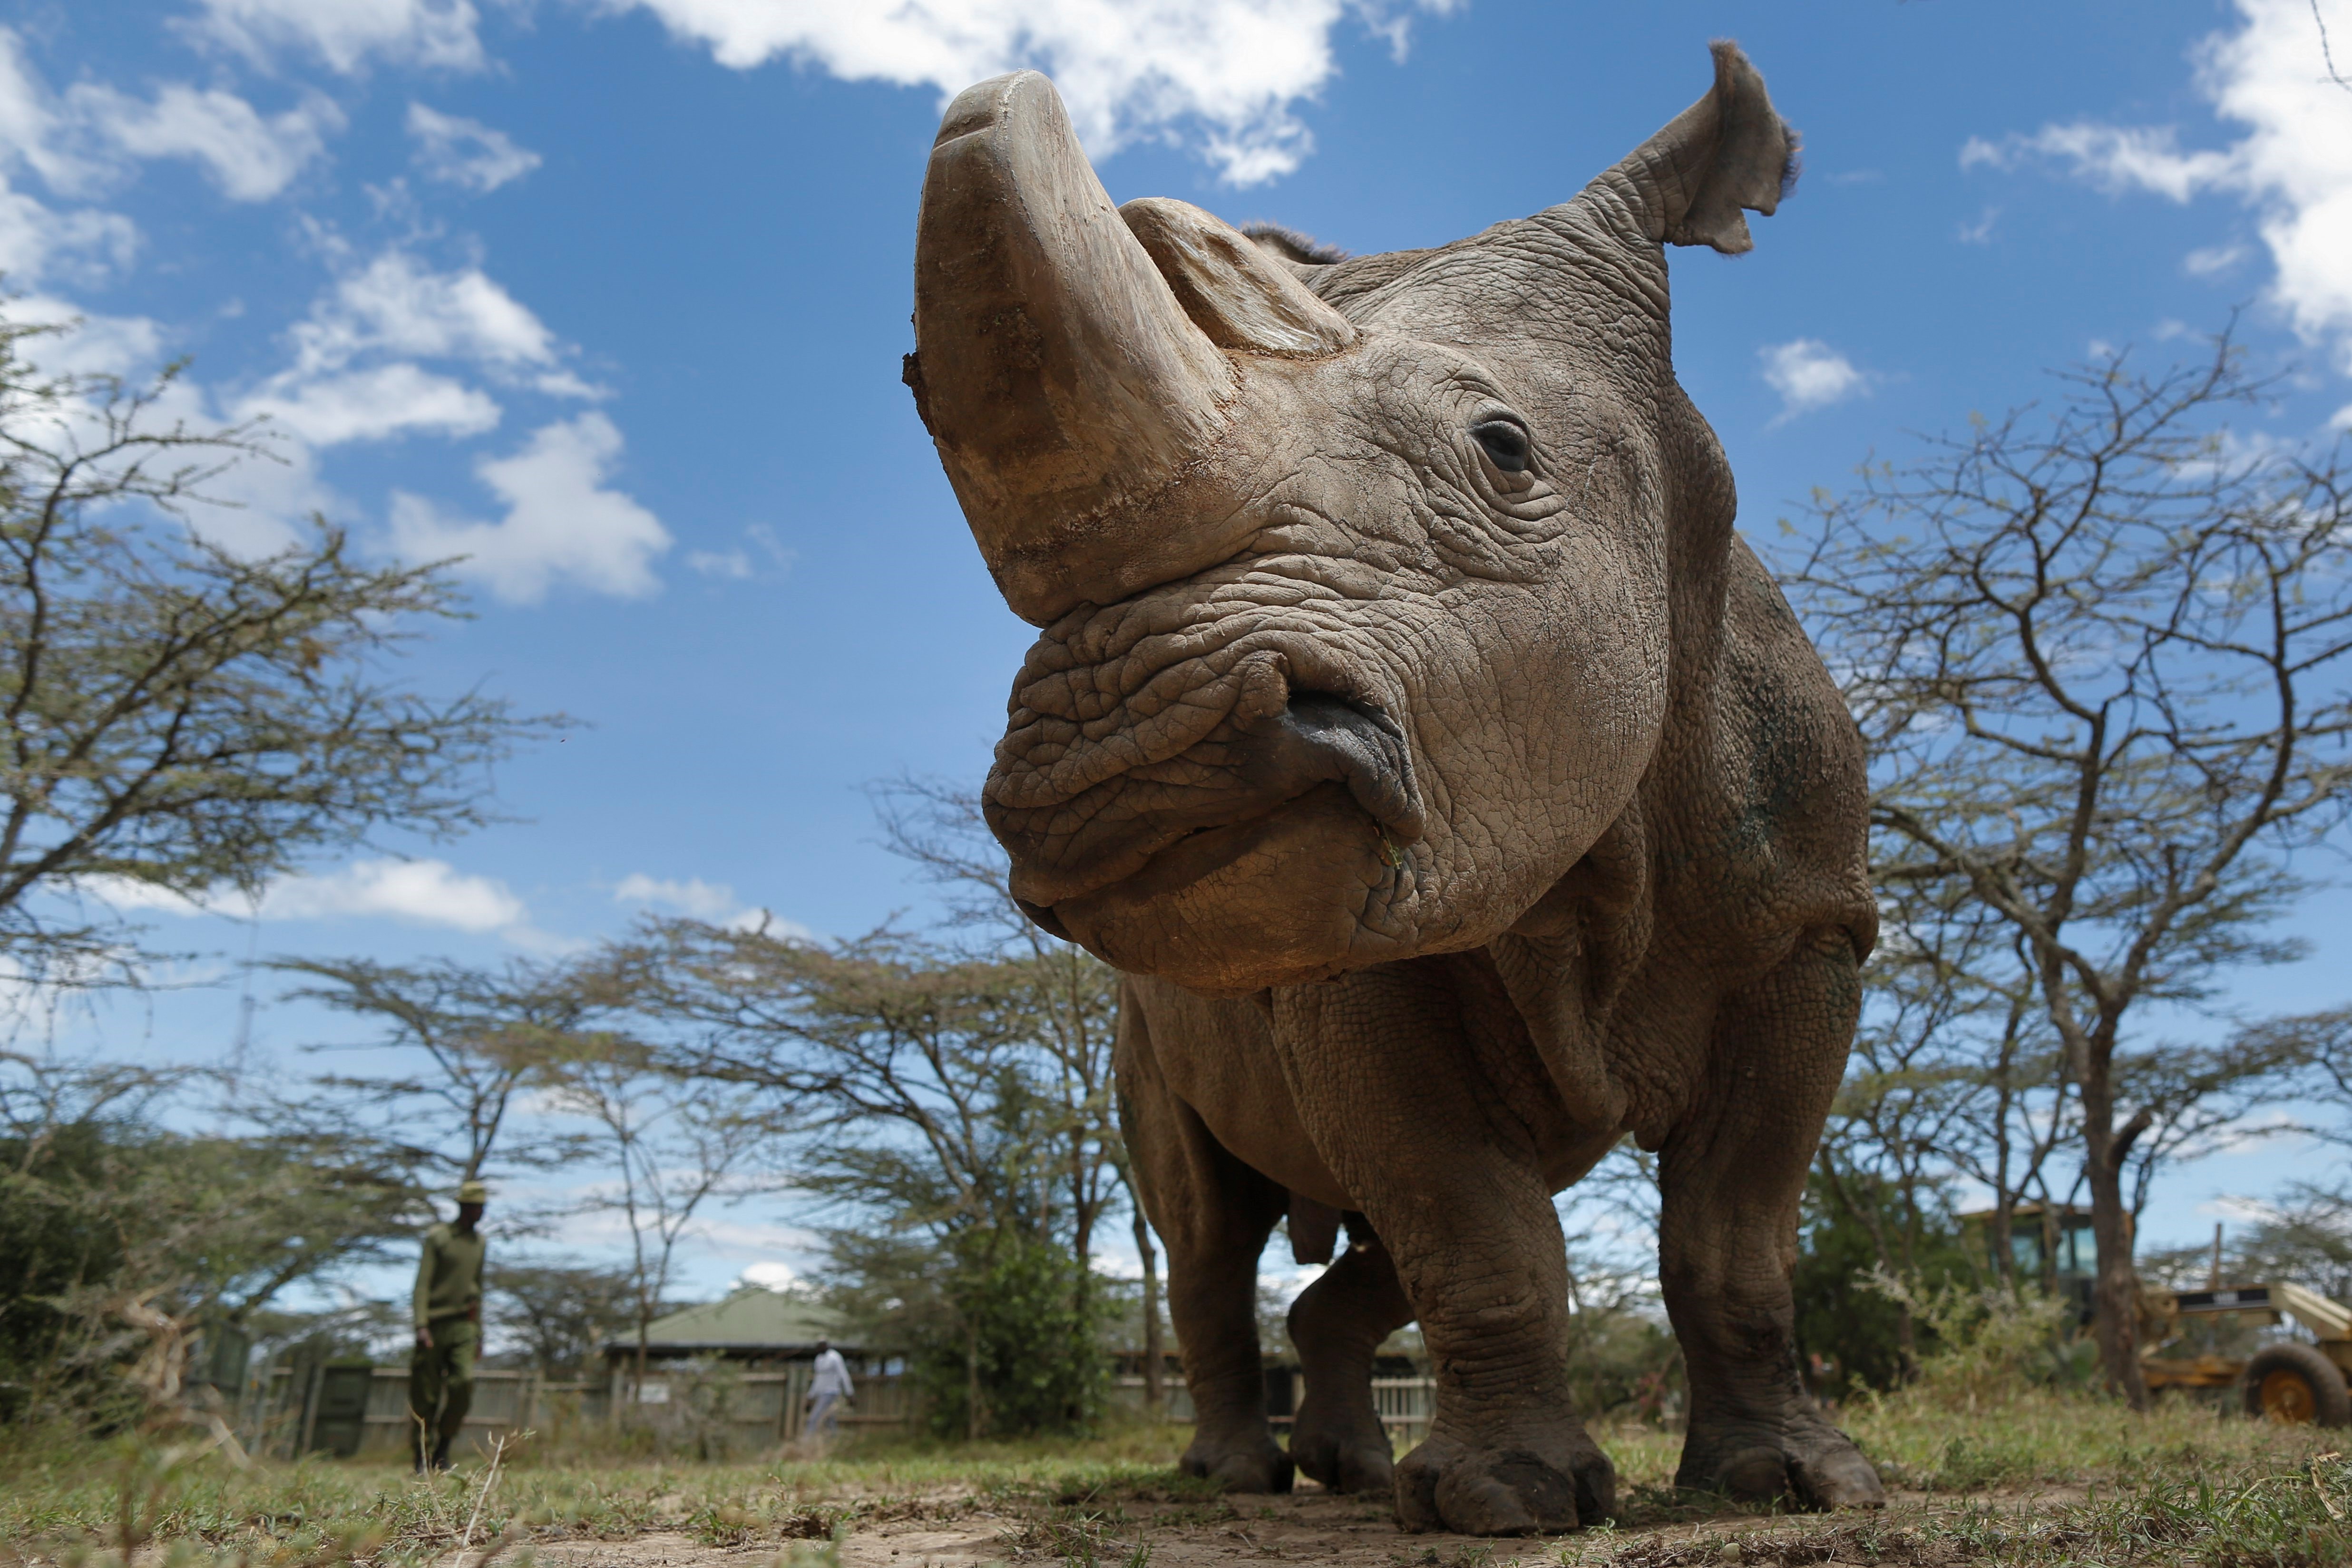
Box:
[805,1339,853,1443]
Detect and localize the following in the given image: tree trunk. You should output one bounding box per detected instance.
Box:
[635,1303,651,1385]
[1073,1170,1095,1336]
[1987,1198,2015,1290]
[1134,1205,1163,1419]
[2080,1065,2149,1411]
[965,1316,982,1442]
[1896,1177,1921,1381]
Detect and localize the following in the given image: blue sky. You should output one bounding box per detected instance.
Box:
[10,0,2352,1302]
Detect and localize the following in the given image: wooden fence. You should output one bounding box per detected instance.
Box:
[1259,1370,1436,1450]
[246,1363,918,1460]
[243,1361,1435,1459]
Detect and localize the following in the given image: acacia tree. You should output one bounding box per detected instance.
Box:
[530,1030,772,1389]
[1834,877,2086,1305]
[1786,336,2352,1406]
[490,1261,646,1379]
[1814,886,2003,1371]
[0,310,551,985]
[613,910,1125,1437]
[274,956,608,1186]
[869,781,1140,1393]
[2263,1005,2352,1135]
[0,1052,423,1420]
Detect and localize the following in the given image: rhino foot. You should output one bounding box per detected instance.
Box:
[1395,1431,1614,1536]
[1181,1432,1294,1493]
[1678,1422,1884,1510]
[1288,1401,1394,1495]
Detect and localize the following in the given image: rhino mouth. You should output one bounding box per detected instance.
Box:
[1003,688,1424,921]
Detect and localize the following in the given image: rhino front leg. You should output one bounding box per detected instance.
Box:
[1116,983,1293,1493]
[1275,961,1612,1536]
[1287,1217,1414,1495]
[1659,934,1884,1510]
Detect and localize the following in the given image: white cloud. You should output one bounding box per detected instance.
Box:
[2185,242,2249,276]
[261,857,525,928]
[0,30,339,204]
[390,412,672,602]
[603,0,1462,185]
[406,103,540,193]
[1961,124,2235,203]
[244,248,597,450]
[737,1261,800,1292]
[614,872,799,935]
[68,82,342,202]
[237,360,500,444]
[1966,0,2352,372]
[687,548,752,579]
[687,523,794,581]
[1759,338,1870,419]
[0,296,321,556]
[13,297,167,375]
[189,0,487,74]
[80,877,211,917]
[0,34,135,285]
[0,29,88,190]
[290,250,562,378]
[615,873,742,921]
[86,857,527,932]
[2177,1109,2310,1159]
[0,185,138,284]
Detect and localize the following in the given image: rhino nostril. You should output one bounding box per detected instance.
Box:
[1265,690,1424,845]
[1285,688,1396,737]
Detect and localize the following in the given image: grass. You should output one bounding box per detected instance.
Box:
[1564,1392,2352,1567]
[0,1424,1215,1565]
[2,1395,2347,1568]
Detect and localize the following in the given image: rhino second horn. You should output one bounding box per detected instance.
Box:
[1120,198,1357,359]
[911,71,1234,606]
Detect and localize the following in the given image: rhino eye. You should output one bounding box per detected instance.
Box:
[1471,419,1531,474]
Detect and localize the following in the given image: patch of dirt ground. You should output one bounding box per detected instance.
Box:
[522,1486,2090,1568]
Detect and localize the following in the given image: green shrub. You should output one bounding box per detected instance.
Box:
[1859,1268,2074,1410]
[913,1231,1109,1440]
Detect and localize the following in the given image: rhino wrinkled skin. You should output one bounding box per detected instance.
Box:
[905,43,1885,1535]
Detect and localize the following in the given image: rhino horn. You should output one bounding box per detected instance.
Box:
[1588,40,1797,255]
[1119,198,1357,360]
[910,72,1238,608]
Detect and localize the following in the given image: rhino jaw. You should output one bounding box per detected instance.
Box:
[993,684,1428,993]
[1048,782,1414,993]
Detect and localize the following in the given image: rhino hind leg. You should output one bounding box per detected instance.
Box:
[1286,1217,1414,1495]
[1116,985,1294,1494]
[1659,934,1885,1511]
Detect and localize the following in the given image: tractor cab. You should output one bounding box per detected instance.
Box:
[1959,1202,2101,1326]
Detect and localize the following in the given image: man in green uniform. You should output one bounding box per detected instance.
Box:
[409,1178,488,1471]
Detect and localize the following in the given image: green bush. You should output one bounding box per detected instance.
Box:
[1791,1169,1978,1396]
[1859,1268,2075,1410]
[911,1230,1110,1441]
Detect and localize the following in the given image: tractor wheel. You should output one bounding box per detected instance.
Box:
[2241,1343,2352,1427]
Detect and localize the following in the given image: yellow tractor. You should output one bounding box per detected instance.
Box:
[2142,1282,2352,1427]
[1960,1204,2352,1426]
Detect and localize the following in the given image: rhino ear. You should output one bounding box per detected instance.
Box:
[1592,40,1796,255]
[1121,197,1358,358]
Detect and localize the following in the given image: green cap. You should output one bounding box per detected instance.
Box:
[456,1179,489,1204]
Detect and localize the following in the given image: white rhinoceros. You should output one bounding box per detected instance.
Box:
[904,43,1884,1536]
